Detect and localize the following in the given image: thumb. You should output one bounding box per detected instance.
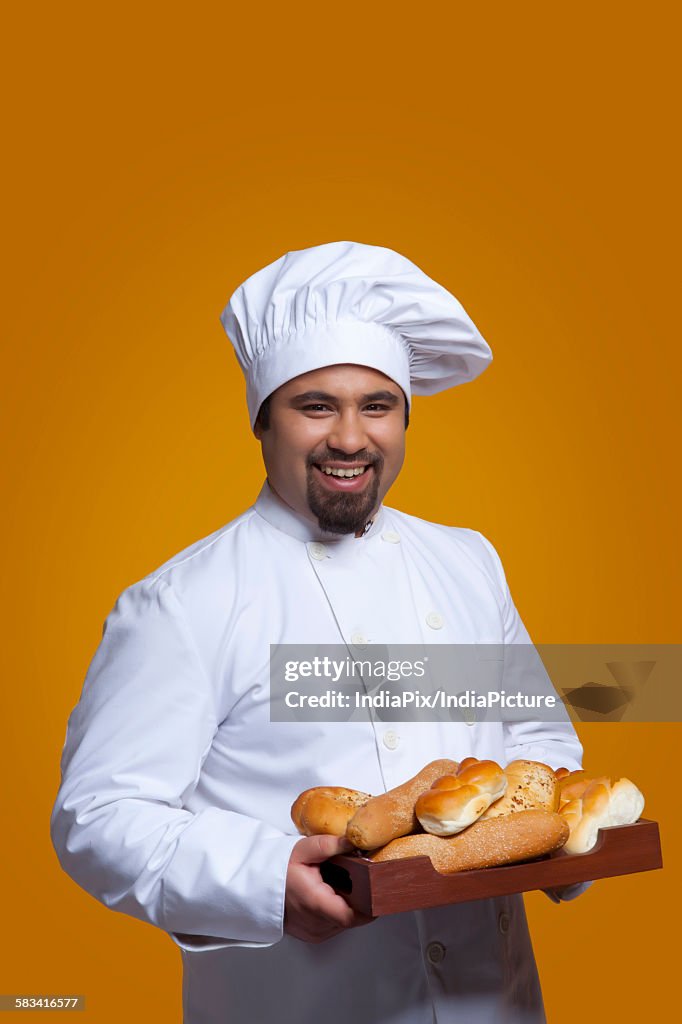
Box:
[290,834,355,865]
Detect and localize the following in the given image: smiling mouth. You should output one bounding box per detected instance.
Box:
[315,465,370,478]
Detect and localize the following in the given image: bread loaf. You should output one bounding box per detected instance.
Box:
[369,809,569,871]
[479,759,558,819]
[346,759,458,850]
[415,759,507,836]
[291,786,372,837]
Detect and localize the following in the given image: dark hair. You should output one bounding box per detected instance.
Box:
[255,392,410,431]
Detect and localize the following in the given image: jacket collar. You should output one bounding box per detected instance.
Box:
[253,480,385,547]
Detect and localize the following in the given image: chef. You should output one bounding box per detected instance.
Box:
[52,241,586,1023]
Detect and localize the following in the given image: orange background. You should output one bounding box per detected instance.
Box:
[2,2,679,1020]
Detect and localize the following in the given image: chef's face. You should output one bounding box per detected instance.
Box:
[254,364,407,536]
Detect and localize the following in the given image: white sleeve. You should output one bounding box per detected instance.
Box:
[474,533,584,774]
[50,576,300,950]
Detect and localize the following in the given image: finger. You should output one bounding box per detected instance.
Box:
[347,910,376,928]
[304,909,374,938]
[290,834,355,865]
[287,921,345,944]
[312,886,360,928]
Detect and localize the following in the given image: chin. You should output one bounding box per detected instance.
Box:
[308,485,379,536]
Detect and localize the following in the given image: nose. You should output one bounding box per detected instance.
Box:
[326,409,369,454]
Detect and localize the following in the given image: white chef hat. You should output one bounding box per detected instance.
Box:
[220,240,492,428]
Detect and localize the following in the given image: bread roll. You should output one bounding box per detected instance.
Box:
[291,786,372,837]
[609,777,646,823]
[415,759,507,836]
[558,774,610,808]
[560,777,645,854]
[346,759,458,850]
[370,809,569,871]
[479,759,558,819]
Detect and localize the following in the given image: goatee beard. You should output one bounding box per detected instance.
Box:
[306,453,383,535]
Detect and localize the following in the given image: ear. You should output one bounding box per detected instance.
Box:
[253,419,262,440]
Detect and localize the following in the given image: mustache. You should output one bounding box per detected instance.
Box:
[307,449,383,469]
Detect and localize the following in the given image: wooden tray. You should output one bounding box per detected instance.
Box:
[320,818,662,916]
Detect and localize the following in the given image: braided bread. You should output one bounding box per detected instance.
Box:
[559,777,645,854]
[415,759,507,836]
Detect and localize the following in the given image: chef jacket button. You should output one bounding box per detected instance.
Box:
[498,911,511,935]
[426,941,446,965]
[426,611,444,630]
[351,633,368,647]
[309,542,327,560]
[382,730,399,750]
[382,530,401,544]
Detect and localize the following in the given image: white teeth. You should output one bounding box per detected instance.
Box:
[321,466,368,477]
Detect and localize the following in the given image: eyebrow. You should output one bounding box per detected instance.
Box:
[290,390,401,406]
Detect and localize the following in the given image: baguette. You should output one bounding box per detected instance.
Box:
[369,809,569,871]
[346,759,458,850]
[291,786,372,837]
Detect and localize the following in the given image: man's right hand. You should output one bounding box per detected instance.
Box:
[284,835,375,943]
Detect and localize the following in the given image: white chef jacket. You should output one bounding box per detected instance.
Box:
[51,482,584,1024]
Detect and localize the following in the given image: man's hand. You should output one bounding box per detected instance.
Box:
[284,835,375,943]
